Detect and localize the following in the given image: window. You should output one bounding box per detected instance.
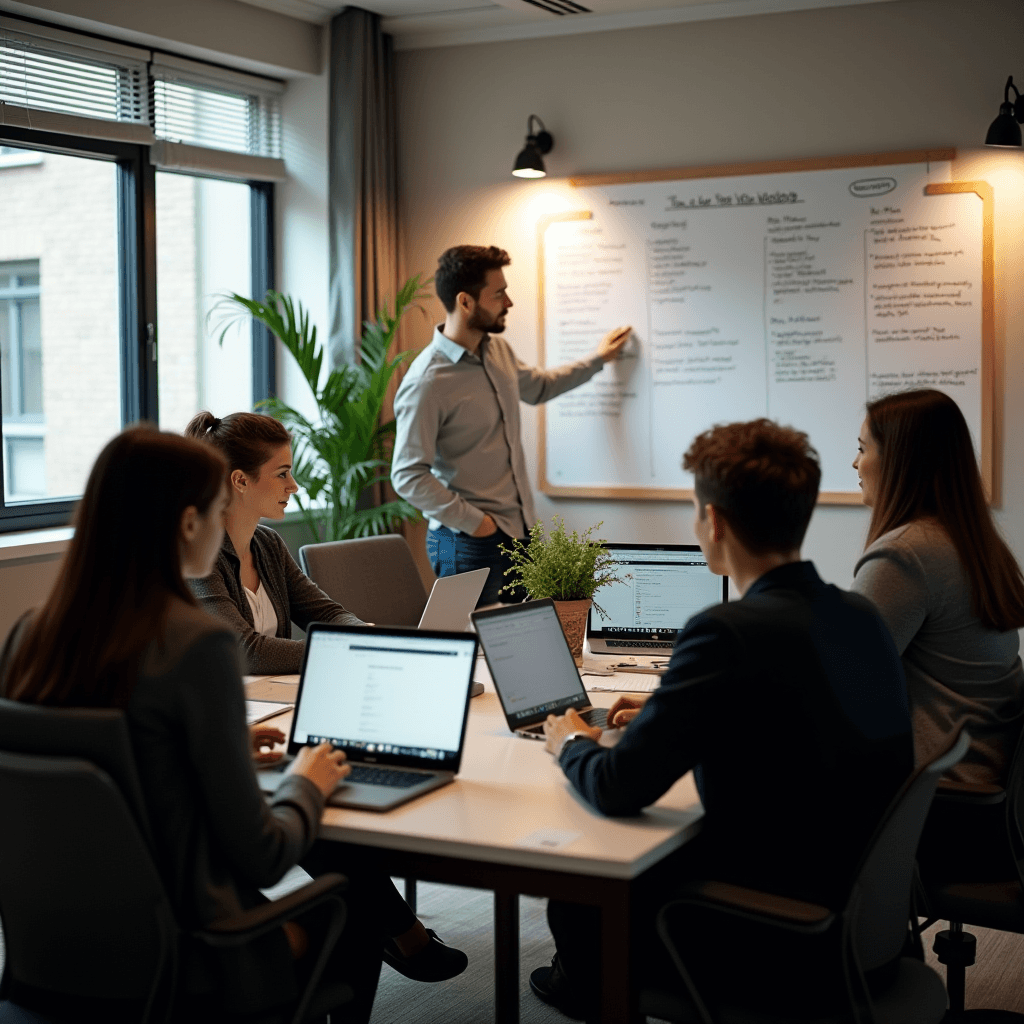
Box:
[0,261,43,499]
[156,173,255,432]
[0,17,279,532]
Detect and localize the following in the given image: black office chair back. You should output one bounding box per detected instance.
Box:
[0,749,176,1009]
[1005,722,1024,883]
[848,729,971,973]
[0,697,153,845]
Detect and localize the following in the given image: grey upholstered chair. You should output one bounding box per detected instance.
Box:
[299,535,429,628]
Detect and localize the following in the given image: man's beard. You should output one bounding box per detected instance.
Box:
[468,306,507,334]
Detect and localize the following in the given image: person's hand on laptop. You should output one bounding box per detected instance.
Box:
[289,741,351,798]
[606,694,650,728]
[250,724,287,765]
[543,707,602,756]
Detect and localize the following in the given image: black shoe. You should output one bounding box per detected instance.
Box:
[382,928,468,982]
[529,955,586,1021]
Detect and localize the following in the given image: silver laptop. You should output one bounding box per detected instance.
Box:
[258,623,477,811]
[472,600,608,741]
[417,567,489,631]
[587,544,728,662]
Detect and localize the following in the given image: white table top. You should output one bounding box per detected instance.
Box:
[245,657,703,881]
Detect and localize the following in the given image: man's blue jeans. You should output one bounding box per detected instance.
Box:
[427,526,527,606]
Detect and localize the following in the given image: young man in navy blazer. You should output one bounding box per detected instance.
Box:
[532,418,914,1020]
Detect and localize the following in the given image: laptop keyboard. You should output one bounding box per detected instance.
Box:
[604,640,671,649]
[347,765,428,789]
[580,707,608,728]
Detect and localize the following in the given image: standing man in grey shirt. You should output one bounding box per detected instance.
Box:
[392,245,630,606]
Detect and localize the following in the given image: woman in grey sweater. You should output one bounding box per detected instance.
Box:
[851,388,1024,787]
[185,411,364,674]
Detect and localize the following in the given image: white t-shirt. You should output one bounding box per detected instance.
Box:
[244,582,278,639]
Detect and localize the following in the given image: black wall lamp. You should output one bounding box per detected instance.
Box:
[986,76,1024,147]
[512,115,554,178]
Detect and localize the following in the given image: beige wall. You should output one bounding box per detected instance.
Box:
[0,0,320,77]
[394,0,1024,587]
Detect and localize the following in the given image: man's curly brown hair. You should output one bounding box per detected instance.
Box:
[435,245,511,312]
[683,418,821,554]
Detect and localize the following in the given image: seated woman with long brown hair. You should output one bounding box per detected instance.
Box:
[852,389,1024,879]
[0,426,465,1019]
[184,411,364,675]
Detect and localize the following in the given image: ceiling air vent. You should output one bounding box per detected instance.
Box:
[493,0,591,15]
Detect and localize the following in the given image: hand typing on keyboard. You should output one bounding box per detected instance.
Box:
[606,693,651,728]
[542,707,603,757]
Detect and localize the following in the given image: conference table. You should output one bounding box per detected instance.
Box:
[247,659,704,1024]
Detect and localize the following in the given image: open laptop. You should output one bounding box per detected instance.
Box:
[417,567,489,631]
[587,544,728,664]
[472,600,608,741]
[257,623,478,811]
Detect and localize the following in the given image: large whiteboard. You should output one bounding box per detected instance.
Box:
[539,151,993,503]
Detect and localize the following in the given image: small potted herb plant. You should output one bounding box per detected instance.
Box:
[500,517,626,665]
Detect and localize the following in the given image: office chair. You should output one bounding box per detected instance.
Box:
[299,535,429,628]
[918,726,1024,1022]
[639,730,970,1024]
[298,534,428,912]
[0,698,352,1024]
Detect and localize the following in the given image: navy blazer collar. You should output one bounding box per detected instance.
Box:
[743,560,823,599]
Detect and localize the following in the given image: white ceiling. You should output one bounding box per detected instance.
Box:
[236,0,899,51]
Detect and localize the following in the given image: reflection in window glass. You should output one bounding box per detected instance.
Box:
[0,146,122,503]
[157,173,253,432]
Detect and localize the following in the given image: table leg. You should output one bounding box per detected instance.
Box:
[600,882,642,1023]
[404,877,417,914]
[494,890,520,1024]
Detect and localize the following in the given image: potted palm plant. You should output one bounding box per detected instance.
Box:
[214,276,429,543]
[500,517,626,665]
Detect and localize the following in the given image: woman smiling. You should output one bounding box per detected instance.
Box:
[185,411,363,674]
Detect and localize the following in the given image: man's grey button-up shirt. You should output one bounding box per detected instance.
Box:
[392,327,605,538]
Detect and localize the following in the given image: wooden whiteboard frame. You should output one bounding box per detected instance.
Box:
[537,149,995,506]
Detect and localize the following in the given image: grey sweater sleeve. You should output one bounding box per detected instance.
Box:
[273,529,364,633]
[851,539,929,655]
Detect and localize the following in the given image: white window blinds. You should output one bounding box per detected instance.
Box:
[0,19,153,143]
[150,53,285,181]
[0,19,287,180]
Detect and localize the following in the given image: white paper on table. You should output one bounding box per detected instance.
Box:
[583,672,661,693]
[246,700,294,725]
[515,828,583,850]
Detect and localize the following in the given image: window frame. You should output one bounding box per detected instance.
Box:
[0,123,275,532]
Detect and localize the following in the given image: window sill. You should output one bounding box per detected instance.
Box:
[0,525,73,562]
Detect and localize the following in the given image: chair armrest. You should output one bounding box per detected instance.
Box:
[672,880,836,935]
[934,779,1006,806]
[195,872,348,948]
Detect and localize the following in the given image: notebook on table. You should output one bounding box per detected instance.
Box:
[257,623,478,811]
[471,600,608,741]
[587,544,729,665]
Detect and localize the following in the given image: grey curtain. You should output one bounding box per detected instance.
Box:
[328,7,399,368]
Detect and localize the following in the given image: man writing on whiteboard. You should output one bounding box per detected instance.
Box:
[392,244,631,606]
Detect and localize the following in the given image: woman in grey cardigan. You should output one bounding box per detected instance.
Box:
[852,389,1024,879]
[185,411,364,675]
[851,388,1024,786]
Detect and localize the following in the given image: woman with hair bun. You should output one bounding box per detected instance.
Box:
[185,411,363,675]
[852,388,1024,789]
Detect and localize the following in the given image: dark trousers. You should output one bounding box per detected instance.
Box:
[427,525,527,606]
[295,841,419,1023]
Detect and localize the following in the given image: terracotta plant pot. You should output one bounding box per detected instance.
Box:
[553,598,593,667]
